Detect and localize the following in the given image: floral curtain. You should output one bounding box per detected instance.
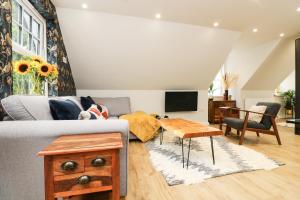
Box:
[0,0,76,101]
[0,0,12,119]
[29,0,76,96]
[0,0,13,100]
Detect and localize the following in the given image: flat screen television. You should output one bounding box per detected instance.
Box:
[165,91,198,112]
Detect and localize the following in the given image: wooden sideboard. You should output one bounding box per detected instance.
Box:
[208,100,239,124]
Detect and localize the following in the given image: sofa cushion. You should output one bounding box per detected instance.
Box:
[93,97,131,117]
[49,99,82,120]
[3,116,13,121]
[1,95,53,120]
[80,96,96,110]
[78,104,108,120]
[0,105,5,121]
[50,96,84,111]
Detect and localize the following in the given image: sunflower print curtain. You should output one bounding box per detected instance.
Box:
[0,0,76,101]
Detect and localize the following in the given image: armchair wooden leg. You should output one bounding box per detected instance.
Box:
[225,125,231,136]
[239,129,246,145]
[271,118,282,145]
[256,132,260,137]
[237,130,240,136]
[239,112,249,145]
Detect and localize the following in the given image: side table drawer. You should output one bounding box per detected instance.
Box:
[53,155,84,176]
[54,171,112,198]
[84,153,112,172]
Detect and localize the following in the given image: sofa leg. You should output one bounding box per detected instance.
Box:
[256,132,260,137]
[237,130,240,136]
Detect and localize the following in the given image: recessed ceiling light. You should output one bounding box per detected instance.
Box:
[252,28,258,33]
[280,33,285,37]
[297,7,300,12]
[155,13,161,19]
[82,3,88,9]
[213,22,219,27]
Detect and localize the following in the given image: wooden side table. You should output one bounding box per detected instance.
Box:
[38,133,123,200]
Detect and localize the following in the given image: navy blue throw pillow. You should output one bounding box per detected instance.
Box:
[80,96,96,111]
[49,99,82,120]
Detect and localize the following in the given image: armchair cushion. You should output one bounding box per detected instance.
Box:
[224,117,268,130]
[248,105,267,123]
[257,102,281,129]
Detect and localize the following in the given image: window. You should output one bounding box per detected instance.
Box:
[12,0,46,58]
[210,65,225,96]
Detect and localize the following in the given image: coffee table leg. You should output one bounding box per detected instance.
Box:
[181,138,184,168]
[187,138,192,169]
[210,136,215,165]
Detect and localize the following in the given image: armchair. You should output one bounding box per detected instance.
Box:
[222,102,282,145]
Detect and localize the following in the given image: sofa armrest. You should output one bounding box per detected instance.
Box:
[0,119,129,199]
[0,119,129,138]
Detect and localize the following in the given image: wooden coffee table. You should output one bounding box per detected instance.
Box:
[159,118,223,169]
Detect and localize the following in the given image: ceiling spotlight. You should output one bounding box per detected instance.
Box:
[82,3,88,9]
[280,33,285,37]
[252,28,258,33]
[297,7,300,12]
[213,22,219,27]
[155,13,161,19]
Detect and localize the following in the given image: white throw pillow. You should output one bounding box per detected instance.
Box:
[248,105,267,123]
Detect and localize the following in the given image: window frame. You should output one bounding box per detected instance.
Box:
[12,0,47,59]
[210,65,225,97]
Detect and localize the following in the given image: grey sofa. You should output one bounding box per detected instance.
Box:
[0,95,131,200]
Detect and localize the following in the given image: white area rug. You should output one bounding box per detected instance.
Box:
[145,134,283,186]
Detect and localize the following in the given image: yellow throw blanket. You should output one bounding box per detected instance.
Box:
[120,111,160,142]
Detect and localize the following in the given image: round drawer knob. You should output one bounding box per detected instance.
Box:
[77,175,91,185]
[91,157,106,167]
[61,161,77,171]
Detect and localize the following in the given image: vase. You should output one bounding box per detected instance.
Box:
[13,74,30,95]
[29,75,46,95]
[224,90,229,100]
[44,80,49,96]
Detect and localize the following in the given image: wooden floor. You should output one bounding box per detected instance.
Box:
[126,125,300,200]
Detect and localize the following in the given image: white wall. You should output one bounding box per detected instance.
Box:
[243,34,299,90]
[225,37,280,89]
[77,90,208,122]
[56,8,240,90]
[232,90,285,118]
[279,70,295,92]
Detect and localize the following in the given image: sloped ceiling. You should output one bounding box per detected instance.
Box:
[53,0,300,39]
[225,36,281,89]
[56,8,240,90]
[52,0,300,90]
[243,34,300,90]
